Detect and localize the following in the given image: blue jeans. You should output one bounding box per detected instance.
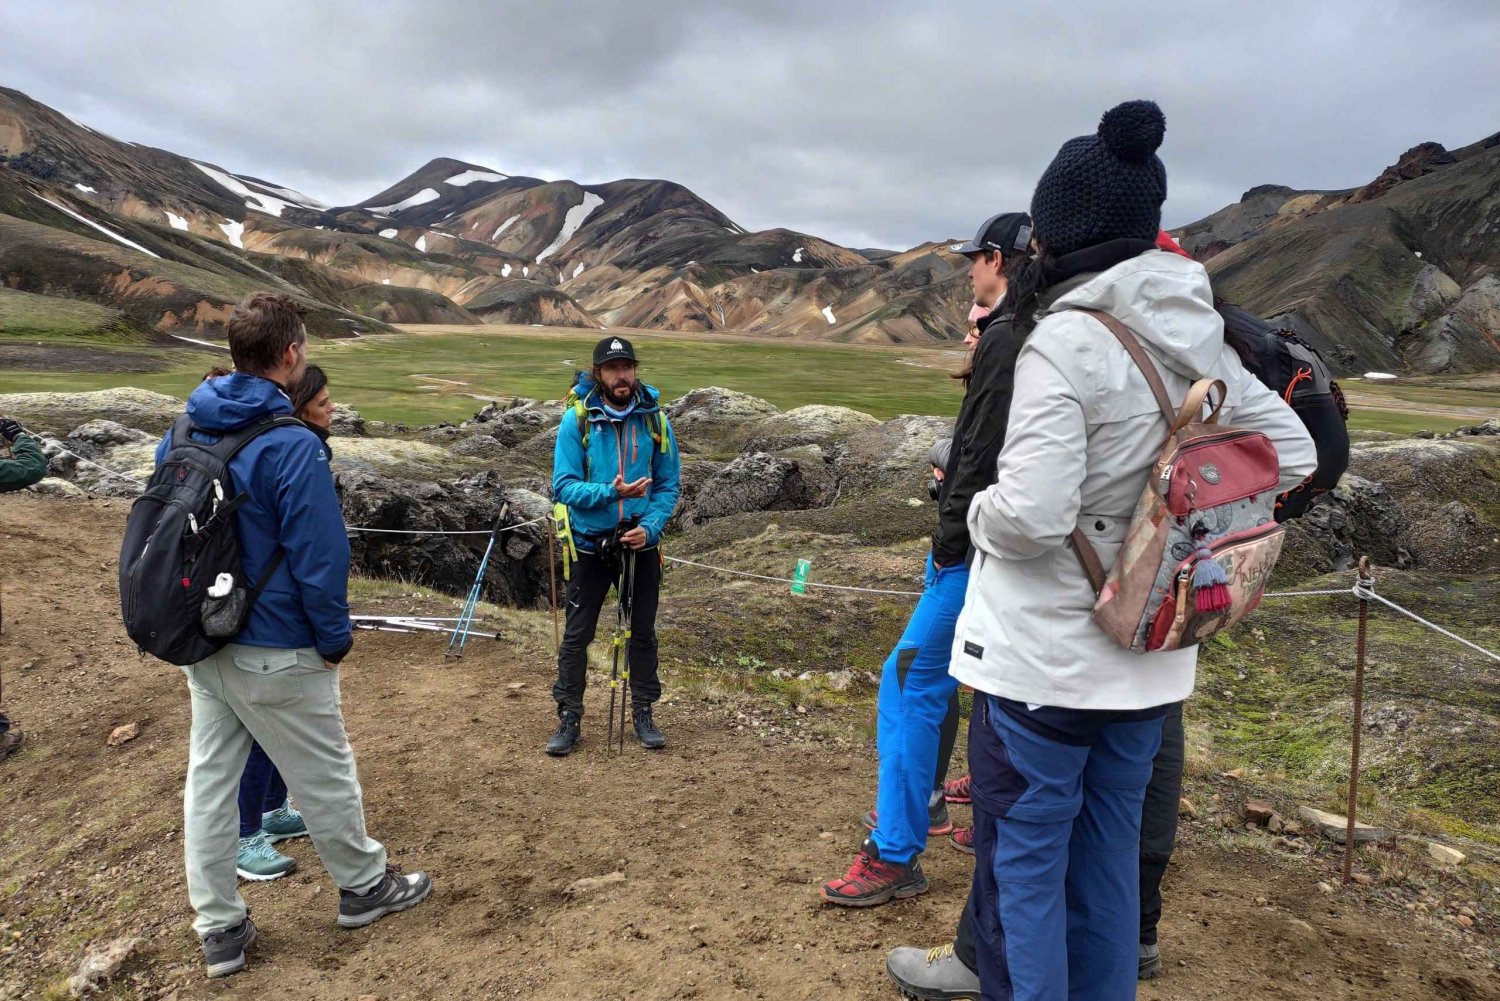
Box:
[871,554,968,865]
[971,694,1165,1001]
[237,741,287,838]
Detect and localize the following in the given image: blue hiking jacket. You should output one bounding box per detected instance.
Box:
[552,377,681,546]
[155,373,352,658]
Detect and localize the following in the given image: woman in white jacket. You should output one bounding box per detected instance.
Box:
[948,101,1317,1001]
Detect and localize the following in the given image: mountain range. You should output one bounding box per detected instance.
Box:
[1,85,1497,373]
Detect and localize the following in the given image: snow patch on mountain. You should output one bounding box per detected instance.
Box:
[191,161,305,218]
[446,169,507,186]
[35,194,160,258]
[492,214,521,241]
[572,261,585,278]
[379,228,399,239]
[219,219,245,249]
[165,211,189,231]
[501,263,512,277]
[535,192,604,263]
[821,305,837,325]
[792,247,804,263]
[74,183,96,194]
[415,235,428,253]
[367,187,441,214]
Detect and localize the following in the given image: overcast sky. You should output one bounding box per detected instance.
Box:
[3,0,1498,250]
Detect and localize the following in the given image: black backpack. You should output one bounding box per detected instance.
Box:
[119,413,304,665]
[1216,299,1351,520]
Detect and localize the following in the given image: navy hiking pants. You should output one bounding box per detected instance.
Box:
[970,694,1166,1001]
[871,554,968,865]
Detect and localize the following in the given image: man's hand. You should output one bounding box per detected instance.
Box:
[324,660,338,671]
[620,526,648,550]
[613,474,651,499]
[0,417,22,443]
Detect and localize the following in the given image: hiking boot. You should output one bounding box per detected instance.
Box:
[633,707,666,750]
[862,799,953,837]
[545,711,581,756]
[1139,943,1161,980]
[236,832,295,881]
[942,774,971,804]
[261,801,307,843]
[338,864,433,929]
[201,916,257,979]
[0,728,21,762]
[885,942,980,1000]
[948,825,974,855]
[819,846,928,907]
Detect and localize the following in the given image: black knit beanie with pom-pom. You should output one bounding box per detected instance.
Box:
[1029,100,1167,257]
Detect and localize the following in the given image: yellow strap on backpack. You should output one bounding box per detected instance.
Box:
[552,502,577,581]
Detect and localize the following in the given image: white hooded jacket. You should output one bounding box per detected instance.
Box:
[949,250,1317,710]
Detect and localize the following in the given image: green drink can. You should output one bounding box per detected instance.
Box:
[791,558,811,595]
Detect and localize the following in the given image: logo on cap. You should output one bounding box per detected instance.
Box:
[611,339,623,351]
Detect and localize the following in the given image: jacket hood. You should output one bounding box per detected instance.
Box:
[185,373,293,431]
[1044,250,1223,380]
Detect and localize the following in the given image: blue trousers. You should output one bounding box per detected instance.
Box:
[971,694,1165,1001]
[871,555,968,865]
[237,741,288,838]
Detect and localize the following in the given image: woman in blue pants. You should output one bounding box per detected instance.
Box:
[821,211,1035,907]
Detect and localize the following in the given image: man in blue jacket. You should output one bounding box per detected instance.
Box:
[547,335,681,756]
[157,293,430,979]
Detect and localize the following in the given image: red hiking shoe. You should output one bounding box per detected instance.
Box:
[861,800,954,837]
[949,825,975,855]
[942,774,971,804]
[820,850,929,907]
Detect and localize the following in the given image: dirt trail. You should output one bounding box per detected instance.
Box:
[1,494,1495,1000]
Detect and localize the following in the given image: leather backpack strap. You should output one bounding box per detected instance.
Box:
[1070,528,1107,597]
[1171,379,1228,434]
[1077,309,1176,427]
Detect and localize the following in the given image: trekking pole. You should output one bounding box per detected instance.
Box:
[607,552,624,754]
[1344,556,1374,883]
[446,502,510,659]
[547,526,560,657]
[617,547,635,755]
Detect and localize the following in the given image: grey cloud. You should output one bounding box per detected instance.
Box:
[2,0,1497,249]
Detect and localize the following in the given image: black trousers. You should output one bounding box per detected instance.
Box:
[552,546,662,716]
[954,700,1185,969]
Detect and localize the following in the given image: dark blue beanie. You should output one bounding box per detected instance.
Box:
[1030,100,1167,257]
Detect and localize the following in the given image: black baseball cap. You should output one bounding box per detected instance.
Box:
[949,212,1033,256]
[592,335,637,366]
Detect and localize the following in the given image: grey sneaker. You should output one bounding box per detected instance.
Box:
[236,832,296,881]
[885,943,980,1000]
[1139,942,1161,980]
[201,917,257,979]
[338,865,432,928]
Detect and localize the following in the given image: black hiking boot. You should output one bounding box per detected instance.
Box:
[633,707,666,749]
[201,916,257,979]
[1139,943,1161,980]
[0,727,22,762]
[546,711,581,756]
[338,865,433,928]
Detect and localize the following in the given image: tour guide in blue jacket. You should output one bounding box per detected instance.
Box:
[546,335,680,756]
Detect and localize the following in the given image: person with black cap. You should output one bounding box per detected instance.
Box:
[819,212,1034,909]
[889,101,1315,1001]
[545,335,681,756]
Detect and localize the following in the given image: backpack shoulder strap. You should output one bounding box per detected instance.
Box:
[1076,309,1176,426]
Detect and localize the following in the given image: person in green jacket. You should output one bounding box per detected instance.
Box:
[1,414,48,760]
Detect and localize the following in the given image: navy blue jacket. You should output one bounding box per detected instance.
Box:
[156,373,352,659]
